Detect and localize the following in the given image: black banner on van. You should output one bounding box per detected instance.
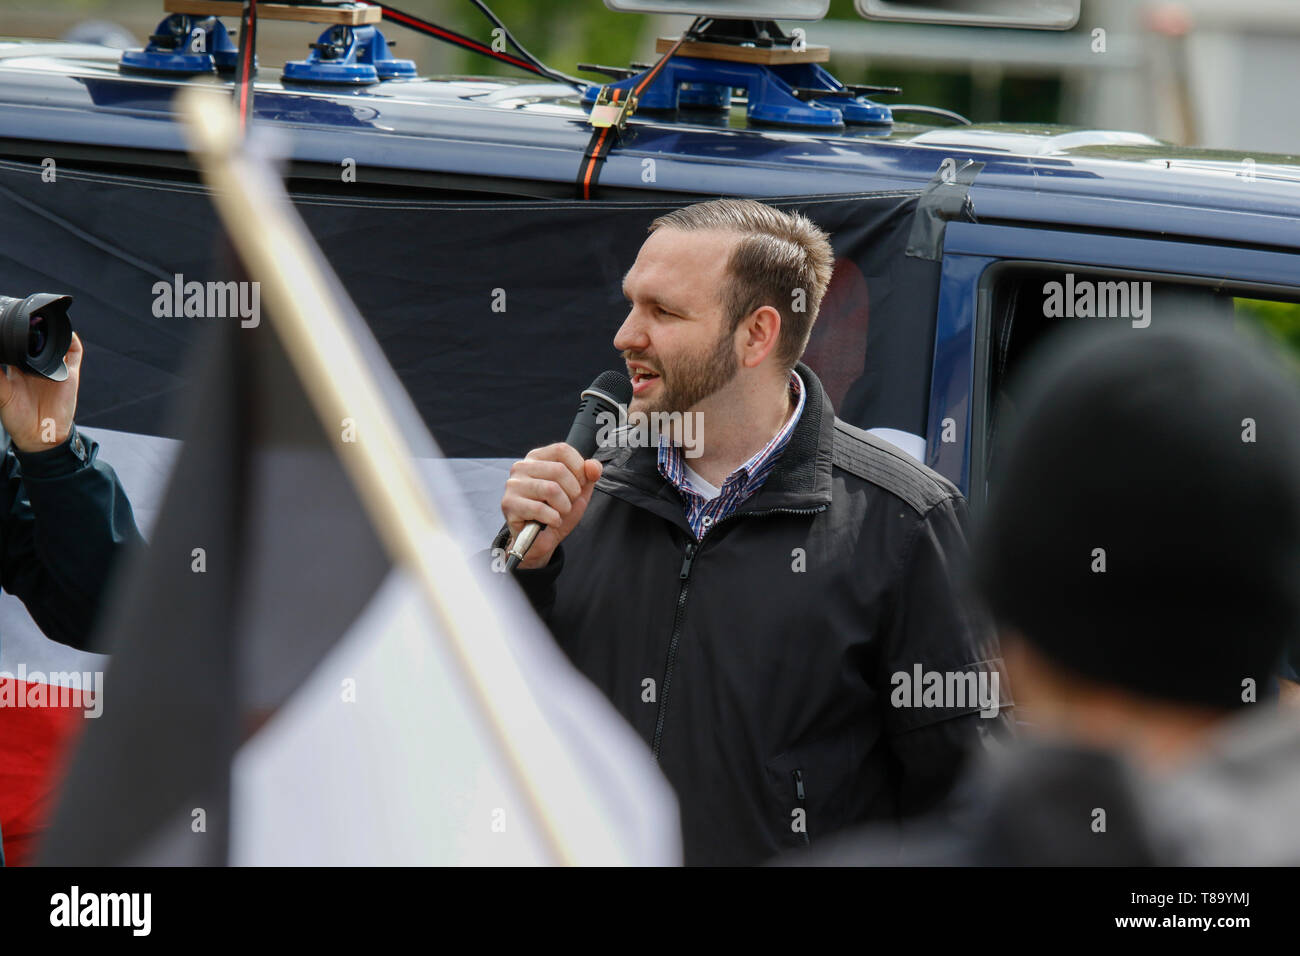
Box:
[0,160,940,456]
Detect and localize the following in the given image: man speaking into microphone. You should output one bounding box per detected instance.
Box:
[493,199,1005,865]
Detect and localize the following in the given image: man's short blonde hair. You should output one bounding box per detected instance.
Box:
[649,199,835,369]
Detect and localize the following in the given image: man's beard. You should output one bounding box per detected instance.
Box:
[630,324,739,415]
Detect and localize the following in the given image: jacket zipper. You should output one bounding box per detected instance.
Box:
[792,769,810,846]
[649,504,829,762]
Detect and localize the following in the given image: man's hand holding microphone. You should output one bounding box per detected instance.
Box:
[499,370,631,571]
[502,444,602,570]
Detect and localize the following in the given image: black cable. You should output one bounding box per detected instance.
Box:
[464,0,587,89]
[380,4,565,85]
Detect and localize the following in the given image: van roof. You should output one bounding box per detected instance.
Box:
[3,39,1299,250]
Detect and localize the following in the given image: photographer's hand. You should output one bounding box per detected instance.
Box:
[0,332,82,453]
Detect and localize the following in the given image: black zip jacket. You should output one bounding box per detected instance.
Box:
[494,364,1006,865]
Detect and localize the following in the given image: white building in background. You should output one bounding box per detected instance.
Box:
[790,0,1300,154]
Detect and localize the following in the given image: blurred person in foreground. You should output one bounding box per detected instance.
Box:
[787,316,1300,866]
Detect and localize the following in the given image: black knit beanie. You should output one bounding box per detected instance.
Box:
[971,317,1300,710]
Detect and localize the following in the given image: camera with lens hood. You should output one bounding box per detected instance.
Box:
[0,293,75,381]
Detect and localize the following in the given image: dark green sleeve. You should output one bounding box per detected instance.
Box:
[1,426,145,651]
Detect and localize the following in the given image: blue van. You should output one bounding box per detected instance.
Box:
[0,0,1297,527]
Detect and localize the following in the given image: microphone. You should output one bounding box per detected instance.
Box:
[506,370,632,572]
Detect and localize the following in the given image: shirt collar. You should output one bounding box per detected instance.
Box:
[657,369,805,496]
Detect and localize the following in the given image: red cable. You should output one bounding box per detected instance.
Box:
[235,0,257,133]
[576,33,688,200]
[379,4,545,76]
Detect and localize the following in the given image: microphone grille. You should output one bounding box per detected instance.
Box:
[590,369,632,407]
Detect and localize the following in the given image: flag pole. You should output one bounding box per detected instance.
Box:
[175,86,621,866]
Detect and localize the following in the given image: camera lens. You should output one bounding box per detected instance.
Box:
[0,293,73,381]
[28,315,47,357]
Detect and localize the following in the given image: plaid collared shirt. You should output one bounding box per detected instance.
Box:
[657,370,805,541]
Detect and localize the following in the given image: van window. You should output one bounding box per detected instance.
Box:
[977,265,1300,504]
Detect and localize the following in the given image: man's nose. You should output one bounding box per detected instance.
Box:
[613,308,648,353]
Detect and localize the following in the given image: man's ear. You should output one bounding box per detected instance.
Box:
[739,305,782,369]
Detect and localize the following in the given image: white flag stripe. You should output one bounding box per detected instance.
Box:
[231,568,550,865]
[232,562,680,865]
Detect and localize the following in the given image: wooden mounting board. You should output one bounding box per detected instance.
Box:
[162,0,381,26]
[655,37,829,65]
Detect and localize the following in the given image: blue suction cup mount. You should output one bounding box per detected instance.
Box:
[283,24,417,85]
[119,13,242,75]
[580,19,892,129]
[582,56,891,129]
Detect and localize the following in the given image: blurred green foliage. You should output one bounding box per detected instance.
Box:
[439,0,648,82]
[1236,299,1300,371]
